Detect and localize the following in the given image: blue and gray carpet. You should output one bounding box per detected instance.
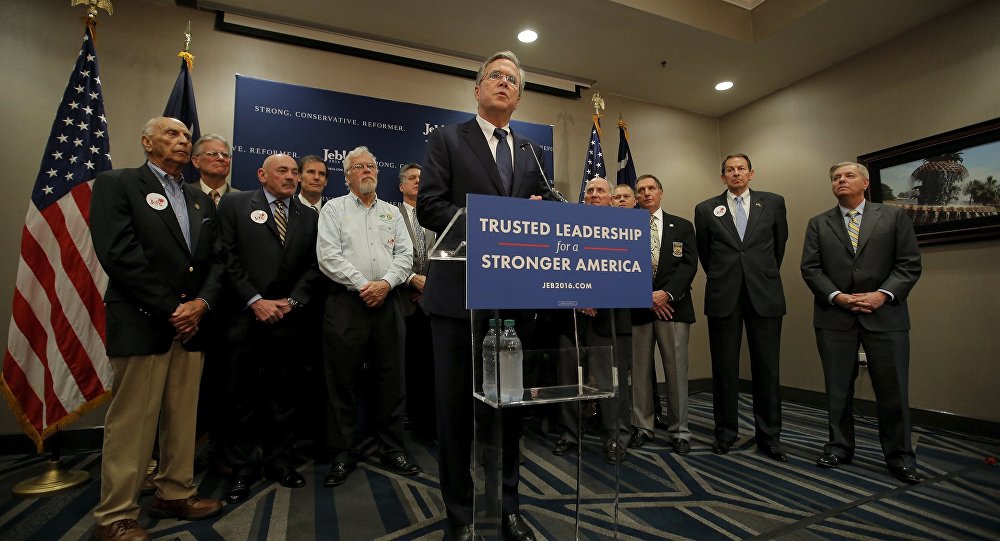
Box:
[1,393,997,540]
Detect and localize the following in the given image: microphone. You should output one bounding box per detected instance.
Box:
[520,142,569,202]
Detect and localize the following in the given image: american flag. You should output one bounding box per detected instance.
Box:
[577,116,607,203]
[1,28,112,451]
[616,119,637,190]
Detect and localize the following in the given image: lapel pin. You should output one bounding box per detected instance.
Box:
[194,202,201,210]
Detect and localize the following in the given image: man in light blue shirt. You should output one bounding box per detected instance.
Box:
[316,146,419,488]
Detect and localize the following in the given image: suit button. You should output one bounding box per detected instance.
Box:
[188,267,194,272]
[180,293,188,299]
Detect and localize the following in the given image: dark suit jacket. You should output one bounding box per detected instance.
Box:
[90,163,222,356]
[399,203,436,317]
[417,117,552,318]
[694,189,787,318]
[216,189,323,314]
[631,211,698,325]
[801,201,921,331]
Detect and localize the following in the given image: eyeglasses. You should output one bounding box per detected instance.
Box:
[483,70,519,88]
[198,151,231,160]
[349,162,378,173]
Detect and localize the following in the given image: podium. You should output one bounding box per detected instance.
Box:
[431,196,651,540]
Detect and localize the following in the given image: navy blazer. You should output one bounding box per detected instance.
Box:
[216,188,323,314]
[90,163,222,356]
[631,212,698,325]
[417,117,552,318]
[694,189,788,318]
[801,201,921,332]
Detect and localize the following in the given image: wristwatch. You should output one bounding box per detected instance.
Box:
[286,297,300,309]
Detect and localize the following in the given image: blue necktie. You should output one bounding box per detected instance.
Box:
[494,128,513,196]
[735,195,747,241]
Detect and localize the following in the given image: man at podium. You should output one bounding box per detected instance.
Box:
[417,50,551,541]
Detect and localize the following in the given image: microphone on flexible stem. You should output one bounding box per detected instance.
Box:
[520,142,570,203]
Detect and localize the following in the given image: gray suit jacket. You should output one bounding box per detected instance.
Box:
[399,202,436,316]
[800,201,921,331]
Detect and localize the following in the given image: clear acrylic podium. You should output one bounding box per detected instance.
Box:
[431,208,625,540]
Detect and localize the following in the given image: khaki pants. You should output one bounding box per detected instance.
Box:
[93,341,203,525]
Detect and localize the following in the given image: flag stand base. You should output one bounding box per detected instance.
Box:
[12,459,90,497]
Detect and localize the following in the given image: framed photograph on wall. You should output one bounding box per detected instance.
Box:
[859,117,1000,245]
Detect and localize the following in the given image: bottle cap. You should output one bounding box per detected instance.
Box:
[503,319,515,327]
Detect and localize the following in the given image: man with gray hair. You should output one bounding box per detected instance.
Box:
[317,146,420,488]
[190,134,237,206]
[801,161,922,484]
[419,50,551,541]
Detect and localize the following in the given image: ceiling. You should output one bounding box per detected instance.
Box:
[193,0,972,117]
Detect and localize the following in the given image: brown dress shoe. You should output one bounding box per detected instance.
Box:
[148,496,223,520]
[93,519,150,541]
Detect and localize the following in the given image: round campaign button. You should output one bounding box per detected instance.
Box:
[713,205,727,217]
[250,210,268,224]
[146,193,168,211]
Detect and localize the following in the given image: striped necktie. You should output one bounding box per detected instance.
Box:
[274,199,287,245]
[847,209,860,253]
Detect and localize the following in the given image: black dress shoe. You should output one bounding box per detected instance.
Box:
[323,462,355,487]
[712,441,730,455]
[816,453,851,468]
[653,414,669,430]
[628,430,651,449]
[672,438,691,455]
[603,441,626,464]
[888,466,923,484]
[380,454,421,476]
[454,524,474,541]
[552,438,574,456]
[225,476,253,504]
[275,468,306,488]
[759,446,788,462]
[503,513,536,541]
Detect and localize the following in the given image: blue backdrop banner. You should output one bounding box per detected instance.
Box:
[232,76,554,203]
[467,194,652,309]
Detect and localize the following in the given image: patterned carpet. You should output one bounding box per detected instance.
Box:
[1,392,997,540]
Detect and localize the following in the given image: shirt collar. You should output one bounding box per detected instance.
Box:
[476,114,511,141]
[839,199,867,216]
[147,161,184,186]
[263,189,288,207]
[727,190,749,203]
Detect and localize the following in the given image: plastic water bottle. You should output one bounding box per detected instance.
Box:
[499,319,524,403]
[482,319,498,400]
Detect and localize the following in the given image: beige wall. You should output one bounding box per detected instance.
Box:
[1,0,997,437]
[719,0,1000,421]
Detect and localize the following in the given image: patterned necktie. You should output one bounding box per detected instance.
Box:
[650,214,660,278]
[494,127,513,196]
[273,199,287,245]
[735,195,747,240]
[210,189,221,206]
[847,209,860,253]
[413,209,426,271]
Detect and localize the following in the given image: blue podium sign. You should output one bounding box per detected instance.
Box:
[467,194,652,309]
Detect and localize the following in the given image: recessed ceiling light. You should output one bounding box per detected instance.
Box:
[715,81,734,91]
[518,29,538,43]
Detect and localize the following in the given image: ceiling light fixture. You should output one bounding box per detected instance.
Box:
[518,29,538,43]
[715,81,734,91]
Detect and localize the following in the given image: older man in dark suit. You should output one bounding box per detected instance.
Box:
[216,153,324,504]
[629,174,698,455]
[694,153,788,461]
[418,50,551,541]
[801,161,923,484]
[90,117,223,541]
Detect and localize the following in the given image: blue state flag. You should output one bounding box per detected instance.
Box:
[616,119,637,189]
[163,57,201,183]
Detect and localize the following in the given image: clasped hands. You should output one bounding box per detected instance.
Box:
[171,298,209,342]
[250,298,292,324]
[360,279,391,307]
[833,291,888,314]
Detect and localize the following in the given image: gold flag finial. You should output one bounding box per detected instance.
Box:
[591,91,605,117]
[178,21,195,70]
[71,0,113,19]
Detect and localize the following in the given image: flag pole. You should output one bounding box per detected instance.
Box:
[10,0,114,498]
